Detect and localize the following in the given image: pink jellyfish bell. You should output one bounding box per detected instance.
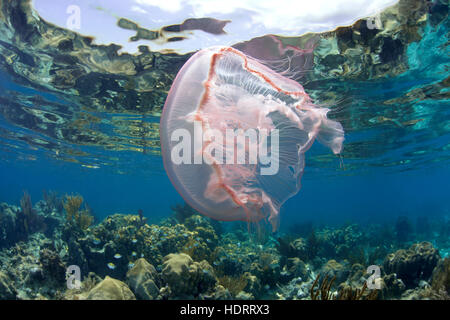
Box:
[160,46,344,231]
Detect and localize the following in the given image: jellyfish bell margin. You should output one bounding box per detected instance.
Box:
[160,46,344,232]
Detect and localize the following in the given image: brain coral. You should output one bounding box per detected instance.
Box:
[161,253,216,297]
[383,242,440,288]
[86,276,136,300]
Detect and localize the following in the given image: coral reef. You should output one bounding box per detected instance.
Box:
[320,260,350,285]
[0,203,20,248]
[383,242,441,288]
[0,194,449,300]
[336,282,378,300]
[217,274,248,297]
[126,258,160,300]
[311,273,379,300]
[17,191,45,239]
[381,273,407,299]
[0,272,16,299]
[39,247,66,286]
[86,276,135,300]
[0,0,447,302]
[431,258,450,295]
[310,274,336,300]
[161,253,216,298]
[42,190,64,215]
[0,198,65,249]
[400,283,450,300]
[64,195,93,231]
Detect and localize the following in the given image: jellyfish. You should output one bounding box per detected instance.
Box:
[160,46,344,231]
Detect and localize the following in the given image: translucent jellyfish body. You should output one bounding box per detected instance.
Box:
[160,46,344,231]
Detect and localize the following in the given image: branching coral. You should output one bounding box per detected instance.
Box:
[42,190,64,213]
[275,236,297,258]
[64,195,82,220]
[218,274,248,297]
[336,282,378,300]
[19,191,32,235]
[311,273,379,300]
[18,191,45,236]
[348,247,367,265]
[252,252,281,286]
[310,273,336,300]
[306,230,319,260]
[64,194,93,230]
[181,237,212,262]
[20,191,32,218]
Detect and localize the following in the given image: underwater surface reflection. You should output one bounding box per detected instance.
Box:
[0,0,449,301]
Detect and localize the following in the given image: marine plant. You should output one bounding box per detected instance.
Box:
[347,247,367,265]
[252,251,281,286]
[310,273,336,300]
[275,236,297,258]
[171,203,196,224]
[42,190,64,214]
[218,274,248,297]
[336,282,379,300]
[39,247,66,285]
[311,273,379,300]
[17,191,45,237]
[181,237,212,262]
[306,229,319,261]
[137,209,147,227]
[259,252,275,272]
[63,194,94,230]
[383,242,440,288]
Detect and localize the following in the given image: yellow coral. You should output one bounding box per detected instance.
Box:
[64,194,93,230]
[218,275,248,297]
[181,237,212,262]
[311,273,379,300]
[64,195,82,220]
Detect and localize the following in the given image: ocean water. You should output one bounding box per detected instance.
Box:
[0,0,449,301]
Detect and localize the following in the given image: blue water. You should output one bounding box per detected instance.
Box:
[1,145,449,230]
